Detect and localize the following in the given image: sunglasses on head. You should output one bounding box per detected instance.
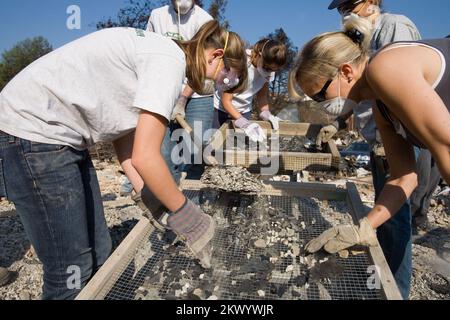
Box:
[337,0,365,15]
[311,79,333,103]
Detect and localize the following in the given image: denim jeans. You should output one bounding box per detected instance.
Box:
[212,108,252,129]
[370,151,412,300]
[162,96,214,182]
[0,132,111,300]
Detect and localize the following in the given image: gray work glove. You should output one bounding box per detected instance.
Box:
[171,95,188,122]
[132,187,170,232]
[168,199,216,269]
[260,110,282,131]
[316,124,338,147]
[305,218,378,254]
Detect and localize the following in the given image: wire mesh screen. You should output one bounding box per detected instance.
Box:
[102,190,384,301]
[220,133,336,173]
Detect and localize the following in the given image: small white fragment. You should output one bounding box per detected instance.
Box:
[258,290,266,298]
[286,265,294,273]
[207,295,218,300]
[232,280,237,286]
[199,274,205,280]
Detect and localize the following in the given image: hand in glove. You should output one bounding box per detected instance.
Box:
[168,199,216,269]
[260,110,282,131]
[132,187,170,232]
[305,218,378,254]
[235,117,267,143]
[171,95,188,122]
[316,124,338,147]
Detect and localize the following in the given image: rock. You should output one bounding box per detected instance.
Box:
[192,289,205,300]
[286,265,294,273]
[286,228,296,237]
[338,250,350,259]
[292,245,301,257]
[254,239,267,249]
[257,290,266,298]
[19,291,31,300]
[207,295,218,300]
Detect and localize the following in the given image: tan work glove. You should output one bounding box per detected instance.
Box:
[132,187,170,232]
[316,124,338,147]
[171,95,188,123]
[305,218,378,254]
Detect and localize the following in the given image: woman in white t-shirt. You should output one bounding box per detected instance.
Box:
[213,39,288,142]
[0,21,248,299]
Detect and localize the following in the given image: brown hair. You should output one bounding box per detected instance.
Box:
[176,20,248,94]
[251,39,288,68]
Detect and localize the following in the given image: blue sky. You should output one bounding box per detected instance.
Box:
[0,0,449,53]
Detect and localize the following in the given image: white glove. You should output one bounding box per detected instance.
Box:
[235,117,267,143]
[260,110,282,131]
[171,95,188,122]
[316,124,338,147]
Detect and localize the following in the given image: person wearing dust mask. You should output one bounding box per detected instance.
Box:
[312,0,425,299]
[0,21,248,299]
[290,15,450,300]
[108,0,213,197]
[213,39,288,143]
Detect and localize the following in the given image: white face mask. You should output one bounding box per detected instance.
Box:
[317,74,357,117]
[257,60,274,81]
[175,0,194,15]
[342,4,380,24]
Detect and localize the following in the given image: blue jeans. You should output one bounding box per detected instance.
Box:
[370,151,412,300]
[162,96,214,182]
[0,132,111,300]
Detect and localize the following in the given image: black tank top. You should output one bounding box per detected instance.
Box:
[374,38,450,148]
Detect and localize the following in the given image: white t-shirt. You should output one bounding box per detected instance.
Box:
[0,28,186,150]
[214,49,275,114]
[147,5,213,99]
[147,5,213,41]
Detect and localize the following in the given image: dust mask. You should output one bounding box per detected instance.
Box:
[317,74,357,117]
[175,0,194,15]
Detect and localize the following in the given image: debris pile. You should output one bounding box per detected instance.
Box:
[132,193,366,300]
[201,166,264,194]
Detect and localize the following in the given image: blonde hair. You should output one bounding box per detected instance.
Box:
[289,15,373,100]
[176,20,248,94]
[251,39,288,68]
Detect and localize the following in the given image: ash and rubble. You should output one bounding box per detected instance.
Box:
[133,193,354,301]
[201,166,264,194]
[1,156,449,300]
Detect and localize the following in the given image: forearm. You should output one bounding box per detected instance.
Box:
[182,85,195,98]
[113,132,144,193]
[133,153,186,213]
[367,173,418,228]
[223,99,243,120]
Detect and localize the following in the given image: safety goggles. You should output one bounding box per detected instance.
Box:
[337,0,365,16]
[311,79,334,103]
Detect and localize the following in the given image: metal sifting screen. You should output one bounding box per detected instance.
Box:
[102,190,384,301]
[221,133,337,173]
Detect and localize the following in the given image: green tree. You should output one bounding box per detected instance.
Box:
[0,36,52,90]
[208,0,229,28]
